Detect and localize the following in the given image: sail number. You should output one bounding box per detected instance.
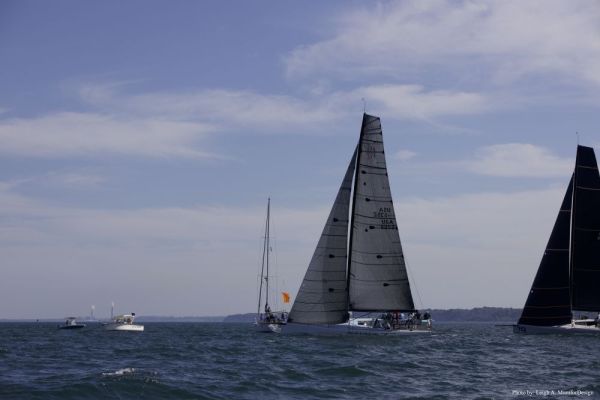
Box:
[374,207,397,230]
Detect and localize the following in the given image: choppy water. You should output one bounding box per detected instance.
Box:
[0,322,599,399]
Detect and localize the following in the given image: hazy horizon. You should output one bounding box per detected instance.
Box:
[1,306,523,321]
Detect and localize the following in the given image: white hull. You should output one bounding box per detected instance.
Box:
[514,323,600,334]
[254,322,283,333]
[105,323,144,332]
[282,322,431,336]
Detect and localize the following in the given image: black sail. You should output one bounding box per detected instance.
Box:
[518,176,573,326]
[571,145,600,311]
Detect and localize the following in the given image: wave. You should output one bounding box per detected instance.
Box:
[101,367,135,377]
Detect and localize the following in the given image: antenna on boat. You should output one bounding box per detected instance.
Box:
[576,131,579,145]
[361,98,366,113]
[111,302,114,319]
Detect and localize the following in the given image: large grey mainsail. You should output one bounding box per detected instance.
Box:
[287,147,358,324]
[348,114,415,311]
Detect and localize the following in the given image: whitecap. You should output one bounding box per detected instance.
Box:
[102,367,135,377]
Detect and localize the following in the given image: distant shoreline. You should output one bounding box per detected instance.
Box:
[1,307,525,323]
[223,307,523,323]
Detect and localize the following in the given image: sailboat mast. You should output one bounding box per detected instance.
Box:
[265,198,271,311]
[257,198,270,316]
[569,150,578,311]
[569,188,575,311]
[346,114,367,310]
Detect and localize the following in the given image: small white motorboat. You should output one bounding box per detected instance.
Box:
[57,317,86,330]
[104,313,144,332]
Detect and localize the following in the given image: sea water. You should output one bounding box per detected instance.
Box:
[0,322,598,399]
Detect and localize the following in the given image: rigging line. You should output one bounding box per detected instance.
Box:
[269,201,290,312]
[257,198,269,316]
[270,204,283,311]
[266,197,271,310]
[256,244,264,316]
[404,255,425,310]
[255,229,264,318]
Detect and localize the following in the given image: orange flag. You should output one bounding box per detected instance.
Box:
[282,292,290,303]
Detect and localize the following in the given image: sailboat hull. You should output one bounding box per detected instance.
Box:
[104,324,144,332]
[281,323,349,335]
[514,323,600,334]
[282,322,432,336]
[254,322,283,333]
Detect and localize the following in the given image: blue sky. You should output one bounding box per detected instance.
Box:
[2,1,600,318]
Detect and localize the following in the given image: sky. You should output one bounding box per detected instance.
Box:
[2,0,600,318]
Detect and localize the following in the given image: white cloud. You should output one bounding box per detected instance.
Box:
[285,1,600,87]
[395,149,417,161]
[51,172,105,187]
[4,82,489,159]
[0,112,217,158]
[466,143,572,178]
[78,81,488,127]
[78,83,344,131]
[0,78,494,160]
[358,84,489,118]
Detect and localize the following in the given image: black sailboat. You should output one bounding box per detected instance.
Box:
[283,113,431,335]
[515,145,600,334]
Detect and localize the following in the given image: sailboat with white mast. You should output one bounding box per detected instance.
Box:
[255,198,288,333]
[515,145,600,334]
[283,113,431,335]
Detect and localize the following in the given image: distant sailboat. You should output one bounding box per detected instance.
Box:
[515,145,600,334]
[254,198,288,333]
[283,113,431,335]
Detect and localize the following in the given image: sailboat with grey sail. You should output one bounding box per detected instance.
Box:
[283,113,431,335]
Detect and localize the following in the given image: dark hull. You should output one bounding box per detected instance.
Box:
[58,324,86,329]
